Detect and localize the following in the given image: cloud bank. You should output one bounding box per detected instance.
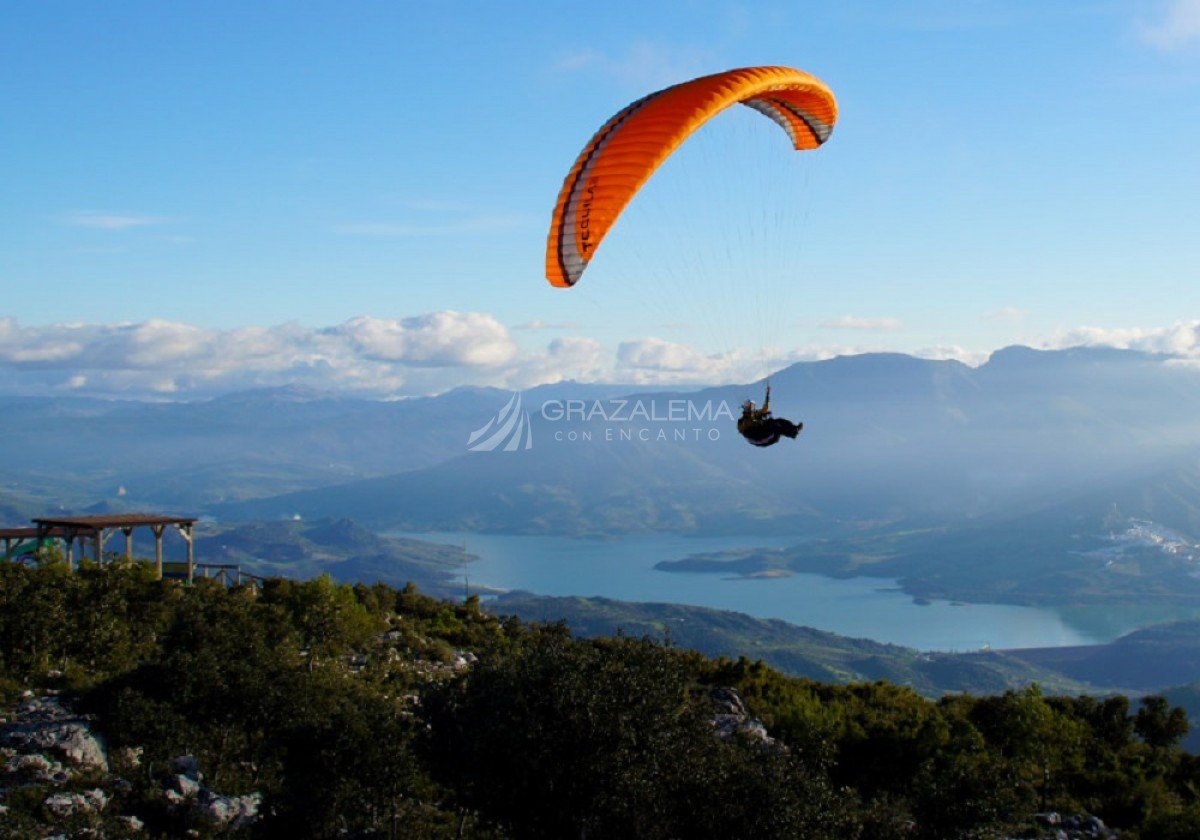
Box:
[1042,321,1200,357]
[0,313,525,398]
[820,315,903,332]
[2,314,1197,400]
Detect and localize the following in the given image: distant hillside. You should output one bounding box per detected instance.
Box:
[8,345,1200,610]
[491,592,1099,697]
[775,458,1200,607]
[491,590,1200,760]
[1009,620,1200,691]
[193,518,471,597]
[214,346,1200,535]
[0,387,510,509]
[0,488,43,526]
[216,431,824,535]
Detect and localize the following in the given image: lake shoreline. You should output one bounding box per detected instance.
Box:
[386,530,1152,651]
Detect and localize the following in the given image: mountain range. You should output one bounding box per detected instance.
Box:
[207,346,1200,534]
[4,344,1200,609]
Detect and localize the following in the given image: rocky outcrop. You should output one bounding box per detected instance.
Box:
[708,686,777,747]
[162,753,262,830]
[0,691,184,836]
[5,751,72,785]
[1011,812,1120,839]
[116,814,145,833]
[194,789,263,830]
[43,787,108,817]
[0,693,108,771]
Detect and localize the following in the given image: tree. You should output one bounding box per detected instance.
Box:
[265,575,381,670]
[1135,696,1189,751]
[425,627,853,839]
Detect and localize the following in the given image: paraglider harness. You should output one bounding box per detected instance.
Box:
[737,384,803,448]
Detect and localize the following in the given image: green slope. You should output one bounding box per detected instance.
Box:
[490,592,1097,697]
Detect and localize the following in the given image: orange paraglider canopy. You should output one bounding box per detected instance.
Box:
[545,65,837,288]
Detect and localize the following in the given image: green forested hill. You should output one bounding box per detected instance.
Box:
[492,592,1097,697]
[3,562,1200,838]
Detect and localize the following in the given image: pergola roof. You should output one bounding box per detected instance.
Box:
[32,514,197,530]
[1,526,68,539]
[8,513,200,581]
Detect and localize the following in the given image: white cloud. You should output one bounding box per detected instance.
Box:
[512,320,583,331]
[401,199,473,213]
[913,345,989,366]
[503,337,606,390]
[554,48,606,72]
[820,315,904,331]
[1140,0,1200,50]
[8,312,1196,401]
[332,215,526,237]
[1041,321,1200,356]
[618,338,717,375]
[611,338,875,385]
[553,41,712,89]
[983,306,1027,322]
[63,213,168,230]
[0,312,520,398]
[339,313,517,367]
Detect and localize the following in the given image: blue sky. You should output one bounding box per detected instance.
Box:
[2,1,1199,397]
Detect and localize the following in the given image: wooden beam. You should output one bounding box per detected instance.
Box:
[151,525,165,580]
[179,523,195,583]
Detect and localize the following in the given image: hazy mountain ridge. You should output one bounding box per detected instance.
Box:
[1008,619,1200,692]
[211,346,1200,537]
[770,457,1200,607]
[7,345,1200,609]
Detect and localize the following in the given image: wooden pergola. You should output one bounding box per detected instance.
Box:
[31,514,198,581]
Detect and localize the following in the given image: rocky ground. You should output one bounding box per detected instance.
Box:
[1,674,1127,839]
[0,691,259,838]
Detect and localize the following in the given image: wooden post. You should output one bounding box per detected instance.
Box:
[64,531,74,568]
[182,524,195,582]
[123,528,134,562]
[34,524,48,564]
[151,525,165,579]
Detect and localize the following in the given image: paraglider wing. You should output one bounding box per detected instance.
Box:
[546,65,837,288]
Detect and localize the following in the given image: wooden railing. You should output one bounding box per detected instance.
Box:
[162,562,268,587]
